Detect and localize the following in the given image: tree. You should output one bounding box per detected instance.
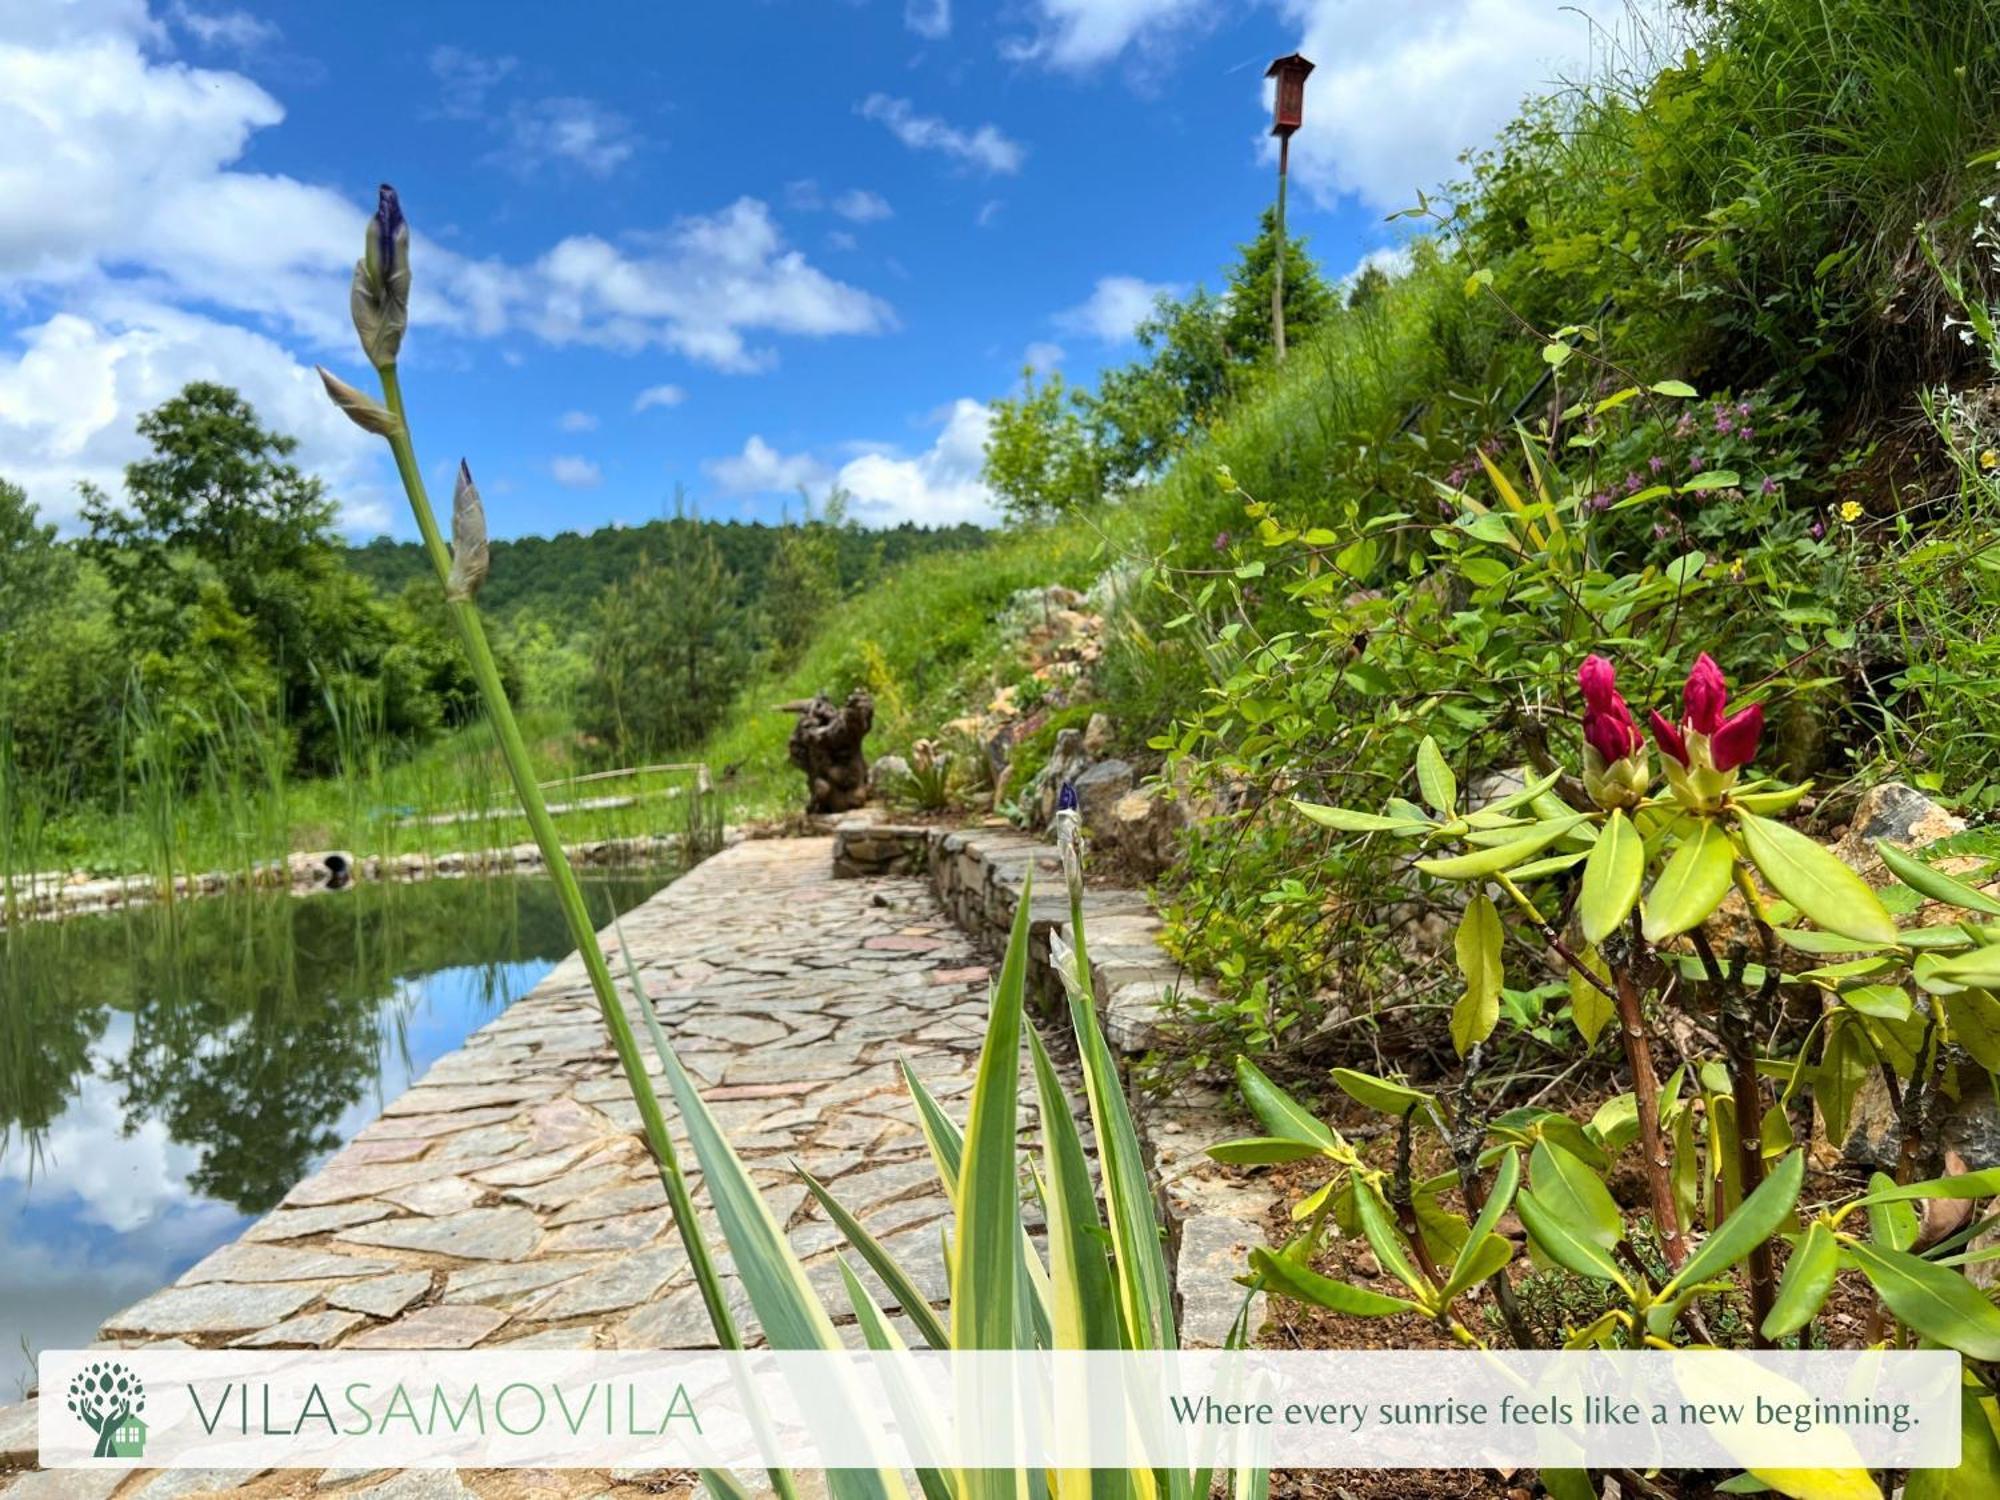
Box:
[982,369,1102,524]
[763,487,849,663]
[1088,288,1237,488]
[580,506,750,757]
[0,480,67,646]
[1221,206,1335,360]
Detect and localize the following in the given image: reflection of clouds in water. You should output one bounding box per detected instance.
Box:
[0,954,557,1398]
[0,1014,209,1232]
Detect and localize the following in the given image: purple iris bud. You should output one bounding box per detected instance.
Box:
[1058,783,1078,814]
[375,184,404,279]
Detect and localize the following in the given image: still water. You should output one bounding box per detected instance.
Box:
[0,868,676,1400]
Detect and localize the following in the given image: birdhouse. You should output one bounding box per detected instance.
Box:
[1266,52,1314,137]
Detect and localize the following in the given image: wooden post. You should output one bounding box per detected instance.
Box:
[1273,133,1290,363]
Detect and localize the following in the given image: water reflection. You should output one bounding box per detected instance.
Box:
[0,869,673,1398]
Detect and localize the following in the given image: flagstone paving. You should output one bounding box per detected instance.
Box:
[1,836,1019,1498]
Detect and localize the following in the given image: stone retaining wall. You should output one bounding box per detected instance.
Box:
[835,817,1275,1346]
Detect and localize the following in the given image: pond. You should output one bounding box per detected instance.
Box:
[0,867,679,1400]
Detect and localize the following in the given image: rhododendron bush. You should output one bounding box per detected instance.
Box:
[1215,653,2000,1497]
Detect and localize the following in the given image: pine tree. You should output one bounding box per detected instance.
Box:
[1221,206,1335,360]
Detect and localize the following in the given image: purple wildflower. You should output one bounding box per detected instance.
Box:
[1623,470,1643,495]
[1761,477,1778,496]
[1649,455,1666,475]
[1809,521,1826,540]
[1689,454,1705,472]
[1213,531,1232,552]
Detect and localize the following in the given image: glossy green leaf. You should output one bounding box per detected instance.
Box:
[1416,815,1584,879]
[1906,1383,2000,1500]
[1568,947,1615,1047]
[798,1167,949,1350]
[1762,1222,1838,1340]
[1856,1165,2000,1205]
[1515,1187,1627,1284]
[1249,1246,1423,1318]
[1330,1067,1434,1120]
[1643,818,1738,941]
[1529,1140,1623,1249]
[1354,1177,1430,1297]
[1206,1136,1329,1165]
[1450,894,1504,1054]
[1293,799,1430,834]
[1415,735,1457,817]
[1867,1170,1920,1252]
[1944,990,2000,1072]
[1847,1240,2000,1359]
[1581,808,1644,944]
[1876,839,2000,917]
[1737,812,1898,944]
[1667,1151,1805,1297]
[1235,1055,1340,1149]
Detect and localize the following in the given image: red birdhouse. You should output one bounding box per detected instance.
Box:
[1266,52,1314,138]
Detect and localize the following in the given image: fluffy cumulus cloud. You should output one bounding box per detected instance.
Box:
[0,4,896,530]
[703,403,999,525]
[634,383,686,412]
[703,435,831,496]
[835,400,997,526]
[0,303,385,531]
[558,409,599,432]
[1273,0,1641,210]
[832,189,894,223]
[550,455,602,489]
[1054,275,1180,343]
[1005,0,1215,71]
[858,95,1026,176]
[521,198,895,372]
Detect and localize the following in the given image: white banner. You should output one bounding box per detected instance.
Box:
[38,1348,1959,1471]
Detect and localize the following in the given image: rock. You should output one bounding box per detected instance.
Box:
[343,1472,476,1500]
[870,754,911,794]
[1176,1216,1265,1349]
[0,1471,127,1500]
[1468,766,1529,812]
[103,1280,326,1336]
[233,1310,368,1348]
[343,1304,508,1350]
[1082,713,1115,758]
[335,1206,542,1261]
[1073,758,1136,830]
[1835,781,1966,873]
[326,1273,433,1319]
[1837,1069,2000,1172]
[0,1400,36,1465]
[1029,728,1092,826]
[1103,784,1185,878]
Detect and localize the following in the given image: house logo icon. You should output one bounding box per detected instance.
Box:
[67,1361,148,1458]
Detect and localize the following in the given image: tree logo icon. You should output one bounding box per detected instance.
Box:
[67,1361,148,1458]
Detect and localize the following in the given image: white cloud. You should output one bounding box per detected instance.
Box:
[0,303,386,533]
[1273,0,1644,211]
[858,95,1025,176]
[832,189,894,223]
[1023,341,1065,372]
[1054,275,1180,343]
[1005,0,1215,71]
[834,400,997,526]
[826,230,859,253]
[550,455,602,489]
[502,96,640,177]
[558,409,598,432]
[1342,245,1414,287]
[167,3,277,51]
[905,0,951,41]
[784,178,825,212]
[976,199,1004,229]
[703,435,830,496]
[521,198,895,372]
[427,43,517,114]
[633,383,686,412]
[703,405,998,525]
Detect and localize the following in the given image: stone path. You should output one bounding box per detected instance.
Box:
[0,837,1016,1498]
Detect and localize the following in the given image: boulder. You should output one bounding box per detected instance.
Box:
[1083,712,1116,758]
[1073,757,1136,828]
[869,754,911,796]
[1834,781,1965,873]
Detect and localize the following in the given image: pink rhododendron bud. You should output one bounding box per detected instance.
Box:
[1578,654,1618,711]
[1709,703,1764,773]
[1649,708,1689,768]
[1577,655,1650,809]
[1684,652,1728,734]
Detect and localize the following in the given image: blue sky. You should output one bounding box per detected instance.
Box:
[0,0,1634,539]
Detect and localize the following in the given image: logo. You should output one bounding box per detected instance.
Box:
[68,1360,148,1458]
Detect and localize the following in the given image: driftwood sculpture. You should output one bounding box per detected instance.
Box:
[783,689,874,814]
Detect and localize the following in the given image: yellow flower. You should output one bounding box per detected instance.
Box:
[1982,449,1998,471]
[1839,500,1863,523]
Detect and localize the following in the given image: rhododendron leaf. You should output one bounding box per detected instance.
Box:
[1737,812,1897,944]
